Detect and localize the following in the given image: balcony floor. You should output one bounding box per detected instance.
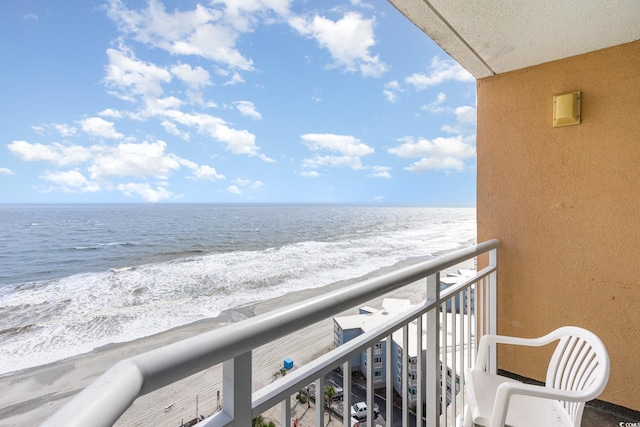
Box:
[583,402,640,427]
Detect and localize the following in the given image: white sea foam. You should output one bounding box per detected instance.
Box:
[0,207,476,374]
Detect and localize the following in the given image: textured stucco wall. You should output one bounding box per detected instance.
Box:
[477,40,640,410]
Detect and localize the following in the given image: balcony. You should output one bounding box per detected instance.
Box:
[44,240,499,427]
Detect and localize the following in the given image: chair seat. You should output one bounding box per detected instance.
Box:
[466,369,573,427]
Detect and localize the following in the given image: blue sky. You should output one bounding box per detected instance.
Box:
[0,0,477,205]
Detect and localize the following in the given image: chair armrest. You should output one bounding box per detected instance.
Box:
[476,329,566,371]
[489,381,585,427]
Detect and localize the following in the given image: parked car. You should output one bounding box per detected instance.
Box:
[350,402,380,420]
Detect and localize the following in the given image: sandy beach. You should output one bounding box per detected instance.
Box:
[0,254,473,427]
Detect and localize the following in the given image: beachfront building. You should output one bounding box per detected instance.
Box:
[334,294,466,409]
[333,298,411,388]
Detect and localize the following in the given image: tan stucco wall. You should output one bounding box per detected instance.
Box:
[477,40,640,410]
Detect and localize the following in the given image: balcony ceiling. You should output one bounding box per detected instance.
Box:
[389,0,640,78]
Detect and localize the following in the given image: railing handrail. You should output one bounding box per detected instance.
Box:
[43,239,499,427]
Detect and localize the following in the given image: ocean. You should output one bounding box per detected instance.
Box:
[0,204,475,375]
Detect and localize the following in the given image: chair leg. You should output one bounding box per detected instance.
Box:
[463,404,473,427]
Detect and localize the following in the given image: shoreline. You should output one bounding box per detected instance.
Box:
[0,245,474,426]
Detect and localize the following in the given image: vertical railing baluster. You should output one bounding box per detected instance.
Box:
[488,247,498,374]
[417,314,423,426]
[386,333,394,427]
[367,346,374,427]
[343,360,352,427]
[315,376,324,426]
[223,351,252,426]
[451,292,458,426]
[281,396,291,427]
[426,272,440,426]
[441,300,448,427]
[402,324,409,427]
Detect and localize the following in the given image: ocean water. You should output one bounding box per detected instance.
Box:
[0,204,475,375]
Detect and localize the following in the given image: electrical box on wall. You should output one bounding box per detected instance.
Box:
[553,91,581,127]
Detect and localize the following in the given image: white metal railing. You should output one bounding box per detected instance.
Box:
[44,239,499,427]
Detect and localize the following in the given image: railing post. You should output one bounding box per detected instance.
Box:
[343,360,352,427]
[386,333,394,427]
[281,397,291,427]
[367,346,375,427]
[222,351,252,426]
[488,247,498,374]
[402,325,409,427]
[426,272,440,426]
[315,376,324,426]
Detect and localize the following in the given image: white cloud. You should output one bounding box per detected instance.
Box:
[383,80,402,103]
[441,105,476,135]
[301,133,373,157]
[105,0,270,71]
[192,165,225,181]
[234,100,262,120]
[99,108,123,119]
[171,63,211,89]
[0,168,14,175]
[53,123,78,137]
[8,141,92,166]
[117,182,175,202]
[23,13,38,21]
[104,46,172,100]
[80,117,125,139]
[161,120,190,141]
[133,99,273,161]
[234,178,264,190]
[227,185,242,194]
[40,170,101,193]
[422,92,447,113]
[405,57,474,90]
[388,135,475,173]
[222,71,245,86]
[289,11,388,77]
[300,170,320,177]
[368,166,391,178]
[301,133,374,170]
[88,140,181,181]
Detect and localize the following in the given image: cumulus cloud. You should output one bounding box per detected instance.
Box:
[104,0,291,71]
[422,92,447,113]
[99,108,123,118]
[227,185,242,194]
[368,166,391,178]
[104,45,172,100]
[388,135,475,173]
[0,168,14,175]
[40,170,101,193]
[80,117,125,139]
[289,11,388,77]
[8,138,229,201]
[234,100,262,120]
[300,170,320,177]
[301,133,374,171]
[53,123,78,137]
[405,57,474,90]
[384,57,474,102]
[117,182,175,202]
[8,141,92,166]
[170,62,211,89]
[191,165,225,181]
[441,105,476,134]
[383,80,402,103]
[88,140,181,181]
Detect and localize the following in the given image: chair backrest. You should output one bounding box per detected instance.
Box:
[545,326,610,425]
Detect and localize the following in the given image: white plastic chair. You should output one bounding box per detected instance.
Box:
[464,326,610,427]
